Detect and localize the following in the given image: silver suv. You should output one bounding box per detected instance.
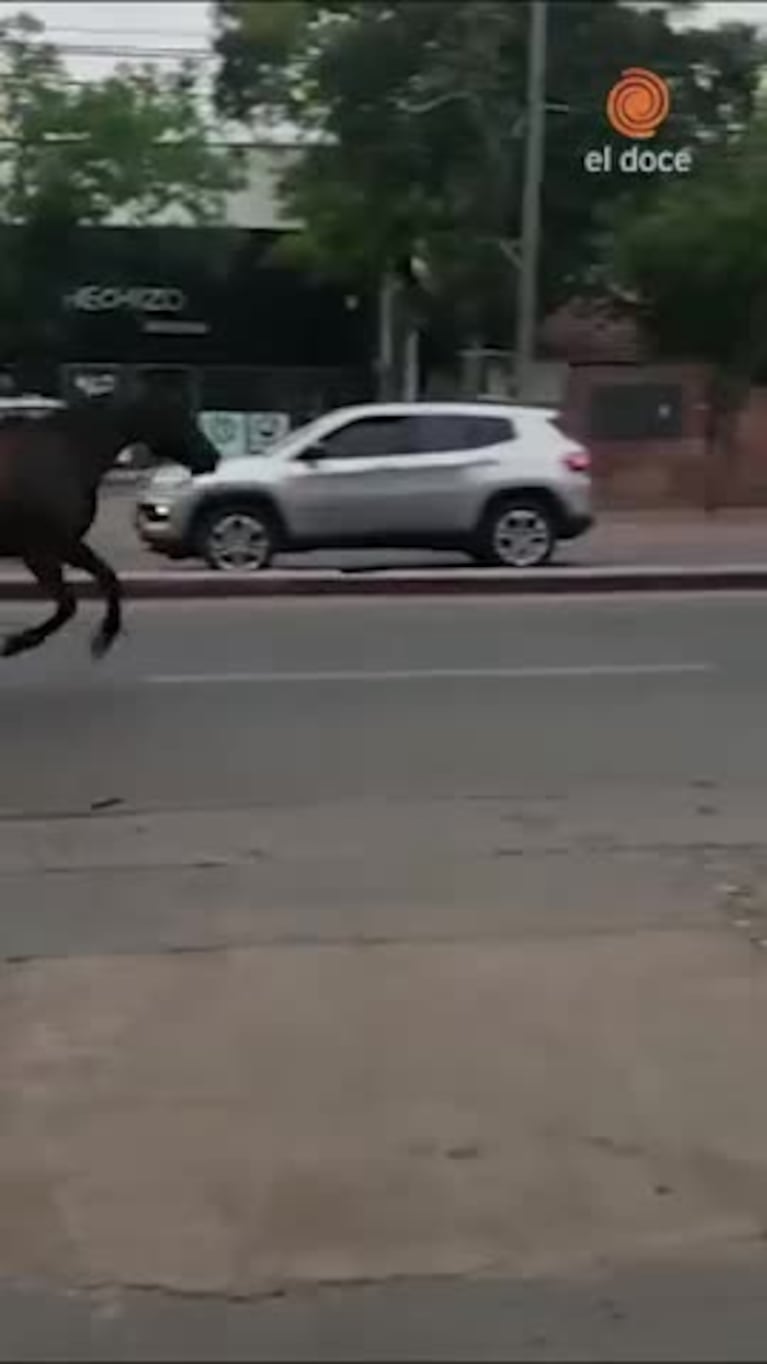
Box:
[135,401,593,570]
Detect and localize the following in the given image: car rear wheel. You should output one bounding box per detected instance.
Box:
[474,497,556,568]
[198,506,277,571]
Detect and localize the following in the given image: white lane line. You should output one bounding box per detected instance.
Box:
[146,662,715,686]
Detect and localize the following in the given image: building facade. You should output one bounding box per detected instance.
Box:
[9,144,376,446]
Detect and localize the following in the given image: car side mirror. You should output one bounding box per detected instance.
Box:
[296,444,326,464]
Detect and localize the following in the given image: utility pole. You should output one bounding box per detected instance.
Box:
[514,0,548,401]
[376,270,396,401]
[403,326,419,401]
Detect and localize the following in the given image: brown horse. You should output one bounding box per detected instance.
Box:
[0,388,218,659]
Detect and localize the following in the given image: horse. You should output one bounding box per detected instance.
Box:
[0,387,219,660]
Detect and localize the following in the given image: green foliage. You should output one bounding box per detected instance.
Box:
[215,0,318,121]
[0,11,242,368]
[610,114,767,375]
[214,0,764,354]
[0,13,239,227]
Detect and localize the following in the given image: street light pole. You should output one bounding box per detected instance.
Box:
[514,0,548,401]
[377,270,396,401]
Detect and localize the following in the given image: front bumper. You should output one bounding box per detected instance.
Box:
[134,501,186,553]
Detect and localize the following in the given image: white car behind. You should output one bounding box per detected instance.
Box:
[135,401,593,570]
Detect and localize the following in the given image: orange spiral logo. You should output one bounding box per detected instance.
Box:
[606,68,670,139]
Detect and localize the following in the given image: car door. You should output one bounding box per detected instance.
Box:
[370,413,514,533]
[282,413,423,540]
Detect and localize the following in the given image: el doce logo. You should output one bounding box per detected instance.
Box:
[584,67,693,177]
[607,67,669,139]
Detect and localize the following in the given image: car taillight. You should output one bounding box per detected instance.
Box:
[563,449,590,473]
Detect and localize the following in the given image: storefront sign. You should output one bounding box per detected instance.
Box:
[63,285,188,314]
[142,319,209,335]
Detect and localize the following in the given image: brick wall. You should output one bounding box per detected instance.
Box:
[564,363,710,509]
[723,388,767,507]
[563,363,767,509]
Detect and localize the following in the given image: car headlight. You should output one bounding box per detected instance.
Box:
[144,464,193,495]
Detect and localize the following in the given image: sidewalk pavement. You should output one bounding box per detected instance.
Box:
[2,928,767,1358]
[575,510,767,567]
[1,932,766,1296]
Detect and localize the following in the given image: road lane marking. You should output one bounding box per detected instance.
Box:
[146,662,715,686]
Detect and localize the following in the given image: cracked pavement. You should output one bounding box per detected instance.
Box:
[3,595,767,1357]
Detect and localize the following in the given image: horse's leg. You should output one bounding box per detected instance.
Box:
[1,550,77,658]
[64,540,122,659]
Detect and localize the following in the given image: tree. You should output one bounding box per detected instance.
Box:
[213,0,764,387]
[0,12,242,372]
[607,110,767,504]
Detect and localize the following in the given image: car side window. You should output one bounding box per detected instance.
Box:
[318,416,421,458]
[463,415,514,448]
[413,415,514,452]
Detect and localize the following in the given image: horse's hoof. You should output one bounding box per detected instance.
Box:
[90,631,114,660]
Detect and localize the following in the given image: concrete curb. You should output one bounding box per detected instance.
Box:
[3,565,767,599]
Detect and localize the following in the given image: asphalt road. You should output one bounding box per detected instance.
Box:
[5,1251,767,1362]
[0,591,765,954]
[5,593,767,1358]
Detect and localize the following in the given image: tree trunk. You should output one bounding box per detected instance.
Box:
[403,325,420,400]
[705,291,767,510]
[460,338,485,396]
[376,270,397,401]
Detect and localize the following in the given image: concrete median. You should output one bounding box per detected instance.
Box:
[3,563,767,598]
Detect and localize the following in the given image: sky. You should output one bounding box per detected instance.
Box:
[0,0,761,84]
[663,3,767,33]
[0,0,762,69]
[692,1,767,24]
[0,1,212,79]
[0,1,211,47]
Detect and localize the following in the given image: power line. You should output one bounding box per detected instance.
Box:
[0,74,213,91]
[38,26,212,40]
[0,40,214,60]
[54,45,213,59]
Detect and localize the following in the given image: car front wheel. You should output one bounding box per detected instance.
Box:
[197,505,277,571]
[474,498,556,568]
